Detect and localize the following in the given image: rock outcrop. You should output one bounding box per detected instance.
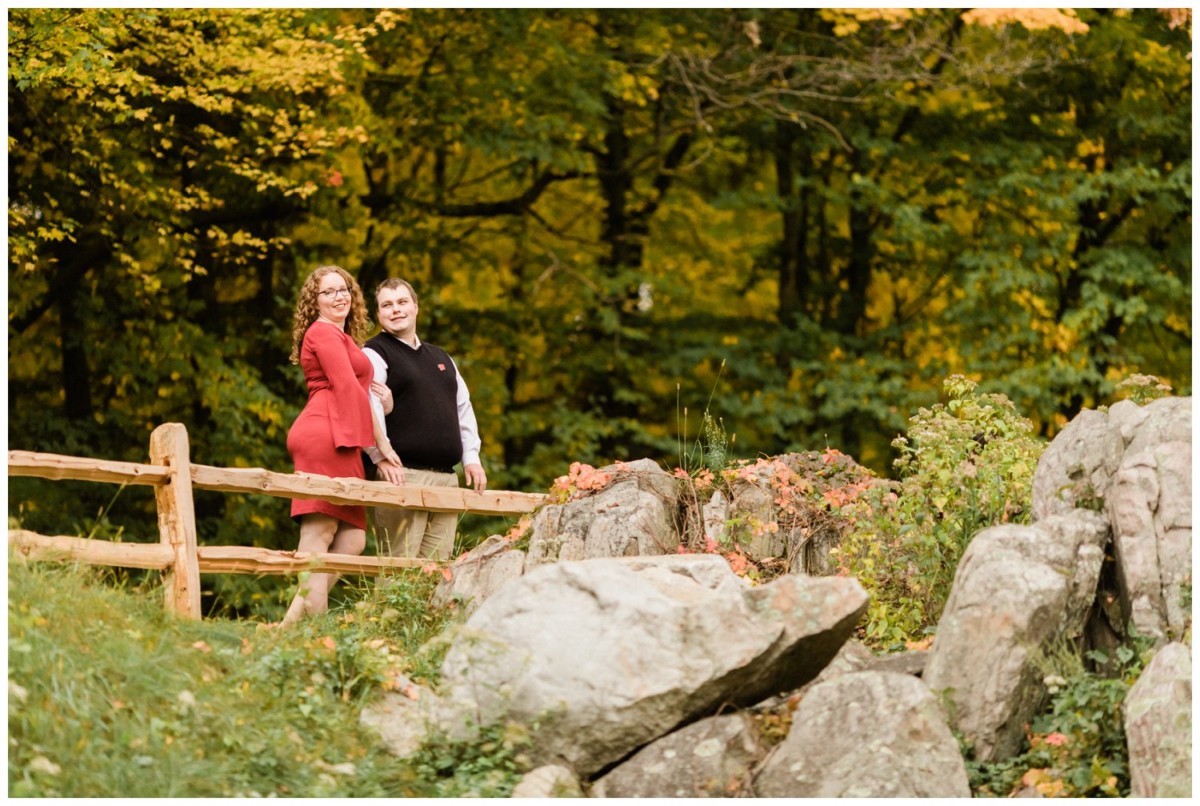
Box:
[1124,641,1192,798]
[923,512,1108,761]
[435,554,866,776]
[363,397,1191,799]
[1031,397,1192,641]
[930,396,1191,767]
[525,458,677,563]
[589,713,762,797]
[754,671,971,797]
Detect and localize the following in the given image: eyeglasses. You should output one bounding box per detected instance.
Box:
[318,288,352,300]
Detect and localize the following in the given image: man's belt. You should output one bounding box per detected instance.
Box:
[403,464,456,475]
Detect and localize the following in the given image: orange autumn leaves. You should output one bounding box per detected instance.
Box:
[537,453,874,582]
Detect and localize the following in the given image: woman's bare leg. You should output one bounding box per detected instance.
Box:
[317,524,366,606]
[281,514,338,624]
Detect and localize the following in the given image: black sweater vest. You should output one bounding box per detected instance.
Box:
[365,333,462,470]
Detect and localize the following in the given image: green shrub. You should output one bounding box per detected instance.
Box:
[409,721,534,797]
[966,641,1149,797]
[831,375,1046,648]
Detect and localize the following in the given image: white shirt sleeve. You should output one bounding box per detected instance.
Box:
[450,356,483,467]
[363,346,387,464]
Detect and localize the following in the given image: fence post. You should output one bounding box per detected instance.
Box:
[149,423,202,619]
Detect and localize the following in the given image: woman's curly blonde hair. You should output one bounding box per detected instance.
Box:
[289,265,371,364]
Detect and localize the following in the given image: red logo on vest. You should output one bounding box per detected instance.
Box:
[438,363,446,371]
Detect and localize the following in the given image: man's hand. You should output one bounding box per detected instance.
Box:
[376,458,405,486]
[371,381,394,414]
[464,463,487,493]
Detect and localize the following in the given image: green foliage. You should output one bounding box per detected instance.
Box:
[6,558,485,797]
[966,641,1150,797]
[832,376,1046,648]
[1114,373,1174,405]
[676,363,733,476]
[699,413,731,474]
[409,722,534,798]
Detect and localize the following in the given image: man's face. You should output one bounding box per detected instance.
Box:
[377,285,419,339]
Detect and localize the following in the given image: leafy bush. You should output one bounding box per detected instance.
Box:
[409,721,534,797]
[966,641,1150,797]
[831,375,1046,648]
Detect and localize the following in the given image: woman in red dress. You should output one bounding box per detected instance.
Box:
[280,265,402,625]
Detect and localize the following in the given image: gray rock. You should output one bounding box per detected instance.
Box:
[359,684,441,759]
[1031,408,1117,520]
[435,554,866,776]
[812,638,876,680]
[923,513,1108,761]
[754,671,970,797]
[738,572,869,704]
[526,459,678,563]
[1108,441,1192,640]
[590,713,762,797]
[1028,396,1191,644]
[1031,397,1190,522]
[865,648,929,677]
[726,472,787,560]
[432,534,527,612]
[700,488,729,547]
[1124,642,1192,798]
[510,765,583,798]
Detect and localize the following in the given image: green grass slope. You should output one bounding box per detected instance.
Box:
[6,556,510,797]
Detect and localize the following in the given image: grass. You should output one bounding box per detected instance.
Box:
[6,555,489,797]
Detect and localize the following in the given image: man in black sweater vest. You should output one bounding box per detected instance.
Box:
[363,278,486,560]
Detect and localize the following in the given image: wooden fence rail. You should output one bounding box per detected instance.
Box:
[8,422,547,620]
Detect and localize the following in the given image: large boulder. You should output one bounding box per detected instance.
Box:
[923,512,1108,762]
[1028,394,1191,643]
[434,554,866,776]
[1124,642,1192,798]
[1031,397,1190,521]
[1107,439,1192,641]
[589,713,762,797]
[525,459,678,563]
[753,671,970,797]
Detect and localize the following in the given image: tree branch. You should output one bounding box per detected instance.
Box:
[413,169,581,218]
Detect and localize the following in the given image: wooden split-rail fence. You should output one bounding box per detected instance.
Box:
[7,422,547,620]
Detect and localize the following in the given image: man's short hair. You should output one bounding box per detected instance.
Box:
[376,277,418,306]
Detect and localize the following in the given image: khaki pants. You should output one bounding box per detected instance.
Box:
[373,467,461,560]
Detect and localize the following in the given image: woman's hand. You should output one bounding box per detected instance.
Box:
[371,381,394,414]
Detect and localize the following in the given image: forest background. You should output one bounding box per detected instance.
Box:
[7,8,1192,616]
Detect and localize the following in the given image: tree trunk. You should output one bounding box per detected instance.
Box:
[57,282,92,421]
[839,151,873,338]
[774,119,810,332]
